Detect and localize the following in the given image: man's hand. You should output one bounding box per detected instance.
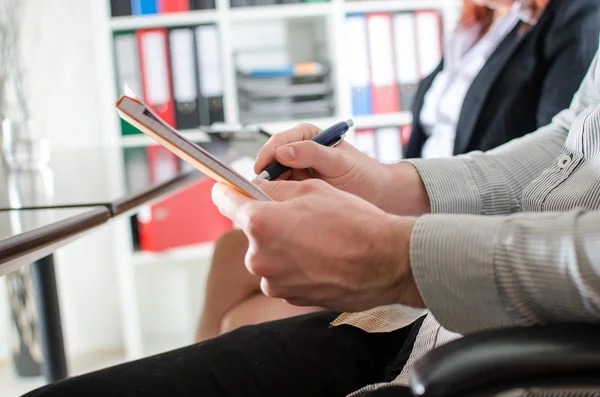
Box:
[255,123,431,216]
[212,178,425,312]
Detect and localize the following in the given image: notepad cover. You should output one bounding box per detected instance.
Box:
[116,90,271,201]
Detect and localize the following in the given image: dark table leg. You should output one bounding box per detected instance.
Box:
[30,254,68,382]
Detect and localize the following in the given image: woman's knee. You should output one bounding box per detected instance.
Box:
[214,229,248,255]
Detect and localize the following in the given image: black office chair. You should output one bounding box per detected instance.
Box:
[410,324,600,397]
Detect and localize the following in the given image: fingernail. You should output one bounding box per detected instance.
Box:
[277,146,295,162]
[211,184,222,201]
[253,178,266,185]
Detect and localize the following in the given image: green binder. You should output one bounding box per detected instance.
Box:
[113,30,143,136]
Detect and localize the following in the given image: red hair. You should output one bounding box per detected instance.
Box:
[460,0,550,28]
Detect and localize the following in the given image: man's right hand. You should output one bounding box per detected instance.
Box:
[254,123,431,216]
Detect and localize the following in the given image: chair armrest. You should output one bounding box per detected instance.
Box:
[410,324,600,397]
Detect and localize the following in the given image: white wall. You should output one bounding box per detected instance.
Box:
[18,0,110,149]
[0,278,10,363]
[0,0,123,363]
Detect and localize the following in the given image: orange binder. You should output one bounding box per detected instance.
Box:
[366,13,400,114]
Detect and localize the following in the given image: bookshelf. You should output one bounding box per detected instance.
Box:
[109,0,461,146]
[99,0,461,360]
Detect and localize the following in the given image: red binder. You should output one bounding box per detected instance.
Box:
[137,27,179,188]
[366,13,400,114]
[157,0,190,12]
[137,28,219,252]
[400,125,412,147]
[137,177,233,252]
[136,28,176,128]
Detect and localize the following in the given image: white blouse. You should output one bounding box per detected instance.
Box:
[419,2,525,159]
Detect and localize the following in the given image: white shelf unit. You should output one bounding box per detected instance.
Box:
[131,242,216,267]
[111,9,219,30]
[230,2,334,21]
[99,0,461,360]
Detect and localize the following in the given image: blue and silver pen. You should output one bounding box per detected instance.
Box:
[255,119,354,181]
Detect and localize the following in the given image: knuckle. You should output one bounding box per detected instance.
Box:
[305,178,327,192]
[297,140,320,155]
[298,181,315,195]
[284,297,309,307]
[295,122,321,133]
[260,278,283,298]
[245,247,268,276]
[294,123,322,140]
[245,208,267,237]
[264,135,287,151]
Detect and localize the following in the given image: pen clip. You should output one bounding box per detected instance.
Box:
[328,133,346,148]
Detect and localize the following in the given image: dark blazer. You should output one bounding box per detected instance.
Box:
[404,0,600,159]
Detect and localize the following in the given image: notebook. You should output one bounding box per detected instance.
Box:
[115,87,271,201]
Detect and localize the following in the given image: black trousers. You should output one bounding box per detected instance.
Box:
[24,311,424,397]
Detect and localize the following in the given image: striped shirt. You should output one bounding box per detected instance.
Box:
[333,50,600,396]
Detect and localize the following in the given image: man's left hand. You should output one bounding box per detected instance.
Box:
[211,179,425,312]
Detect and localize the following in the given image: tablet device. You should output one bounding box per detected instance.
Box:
[115,87,271,201]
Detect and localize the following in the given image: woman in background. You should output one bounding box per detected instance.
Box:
[195,0,600,342]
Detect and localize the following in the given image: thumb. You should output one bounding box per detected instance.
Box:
[275,141,352,178]
[254,179,309,202]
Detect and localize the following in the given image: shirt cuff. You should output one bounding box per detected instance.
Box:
[407,154,519,216]
[409,213,515,334]
[406,158,482,215]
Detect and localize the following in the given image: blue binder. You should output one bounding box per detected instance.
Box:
[352,86,372,116]
[346,14,372,115]
[131,0,157,15]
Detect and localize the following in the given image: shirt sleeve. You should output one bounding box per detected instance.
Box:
[406,53,600,216]
[410,209,600,334]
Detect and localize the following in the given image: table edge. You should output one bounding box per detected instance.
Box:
[0,207,111,270]
[111,170,203,216]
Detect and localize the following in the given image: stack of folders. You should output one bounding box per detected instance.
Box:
[354,126,412,164]
[113,24,225,135]
[115,25,231,252]
[346,10,443,116]
[236,61,334,124]
[230,0,328,7]
[111,0,216,16]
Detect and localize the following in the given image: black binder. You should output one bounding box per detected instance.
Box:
[191,0,216,9]
[110,0,132,16]
[195,25,224,125]
[168,27,205,129]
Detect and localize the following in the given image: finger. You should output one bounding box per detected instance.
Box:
[244,245,286,278]
[260,278,321,304]
[254,124,322,174]
[253,179,319,201]
[211,182,260,228]
[260,277,290,299]
[266,169,314,182]
[274,141,354,179]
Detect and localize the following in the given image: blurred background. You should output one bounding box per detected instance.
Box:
[0,0,460,394]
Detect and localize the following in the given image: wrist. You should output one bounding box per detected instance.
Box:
[376,163,431,216]
[379,215,425,308]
